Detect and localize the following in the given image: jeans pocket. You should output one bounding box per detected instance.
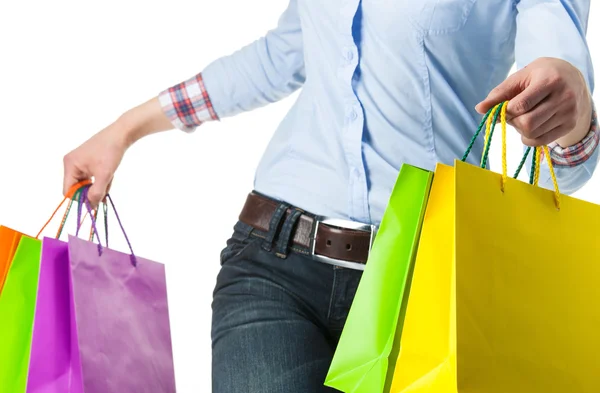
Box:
[219,222,258,265]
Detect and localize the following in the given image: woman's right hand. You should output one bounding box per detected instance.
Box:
[62,97,174,207]
[63,124,129,208]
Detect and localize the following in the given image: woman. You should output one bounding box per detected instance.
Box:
[62,1,597,391]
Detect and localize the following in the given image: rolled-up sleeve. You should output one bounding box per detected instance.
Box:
[515,0,598,194]
[158,0,305,132]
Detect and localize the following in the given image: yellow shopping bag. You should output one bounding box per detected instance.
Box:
[391,102,600,392]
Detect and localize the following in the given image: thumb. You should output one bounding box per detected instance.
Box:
[87,174,112,209]
[475,70,526,114]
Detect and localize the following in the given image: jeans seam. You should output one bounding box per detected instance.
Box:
[220,236,259,265]
[326,268,338,323]
[290,246,309,255]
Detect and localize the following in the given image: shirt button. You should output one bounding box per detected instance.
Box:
[345,49,354,61]
[348,109,357,121]
[353,168,361,178]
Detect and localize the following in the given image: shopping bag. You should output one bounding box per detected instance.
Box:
[391,101,600,392]
[27,185,176,393]
[0,235,42,393]
[0,225,25,294]
[389,163,456,393]
[0,180,93,392]
[27,188,90,393]
[325,164,433,393]
[27,236,75,392]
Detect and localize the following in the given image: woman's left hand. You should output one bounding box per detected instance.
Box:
[476,57,592,148]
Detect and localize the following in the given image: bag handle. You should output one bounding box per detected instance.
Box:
[77,200,109,245]
[36,181,114,250]
[77,185,138,267]
[70,187,105,258]
[36,179,92,239]
[35,179,106,243]
[462,101,561,209]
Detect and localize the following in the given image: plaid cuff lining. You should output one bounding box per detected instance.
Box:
[548,107,598,167]
[158,73,218,132]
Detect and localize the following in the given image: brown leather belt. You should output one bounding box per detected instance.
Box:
[239,192,376,268]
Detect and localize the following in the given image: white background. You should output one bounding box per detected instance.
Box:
[0,1,598,391]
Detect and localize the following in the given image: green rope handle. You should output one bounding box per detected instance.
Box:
[461,106,494,162]
[56,187,81,239]
[480,104,503,168]
[103,201,108,247]
[464,102,539,186]
[513,146,531,179]
[529,147,538,185]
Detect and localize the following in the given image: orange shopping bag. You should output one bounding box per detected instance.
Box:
[0,226,25,294]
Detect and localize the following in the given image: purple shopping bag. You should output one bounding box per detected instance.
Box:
[27,189,176,393]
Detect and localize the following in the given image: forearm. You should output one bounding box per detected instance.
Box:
[113,97,174,148]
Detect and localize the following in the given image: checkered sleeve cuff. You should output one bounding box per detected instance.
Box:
[548,106,598,167]
[158,73,219,132]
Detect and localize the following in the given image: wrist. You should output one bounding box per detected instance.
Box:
[556,94,593,148]
[112,111,141,149]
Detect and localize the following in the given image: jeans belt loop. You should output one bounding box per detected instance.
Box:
[261,202,290,252]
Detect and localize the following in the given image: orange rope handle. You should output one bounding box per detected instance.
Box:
[37,179,93,239]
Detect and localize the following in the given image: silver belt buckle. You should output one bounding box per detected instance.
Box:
[311,217,377,271]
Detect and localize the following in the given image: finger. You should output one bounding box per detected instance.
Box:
[521,124,571,147]
[506,80,554,119]
[511,96,559,140]
[87,173,112,209]
[515,113,563,142]
[63,154,87,197]
[63,173,82,197]
[476,71,526,114]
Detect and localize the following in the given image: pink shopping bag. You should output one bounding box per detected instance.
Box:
[27,186,176,393]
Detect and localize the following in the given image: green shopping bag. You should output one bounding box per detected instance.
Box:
[0,180,93,392]
[325,164,433,393]
[0,236,42,392]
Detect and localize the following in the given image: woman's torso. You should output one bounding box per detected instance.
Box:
[254,0,517,224]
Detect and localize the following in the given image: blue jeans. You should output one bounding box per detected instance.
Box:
[212,217,362,393]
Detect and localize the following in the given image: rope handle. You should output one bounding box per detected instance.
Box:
[77,204,108,244]
[52,185,103,241]
[73,205,94,241]
[37,180,92,239]
[37,180,112,242]
[77,185,137,267]
[56,186,98,240]
[464,101,561,209]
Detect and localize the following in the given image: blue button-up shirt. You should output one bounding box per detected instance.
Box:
[162,0,597,225]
